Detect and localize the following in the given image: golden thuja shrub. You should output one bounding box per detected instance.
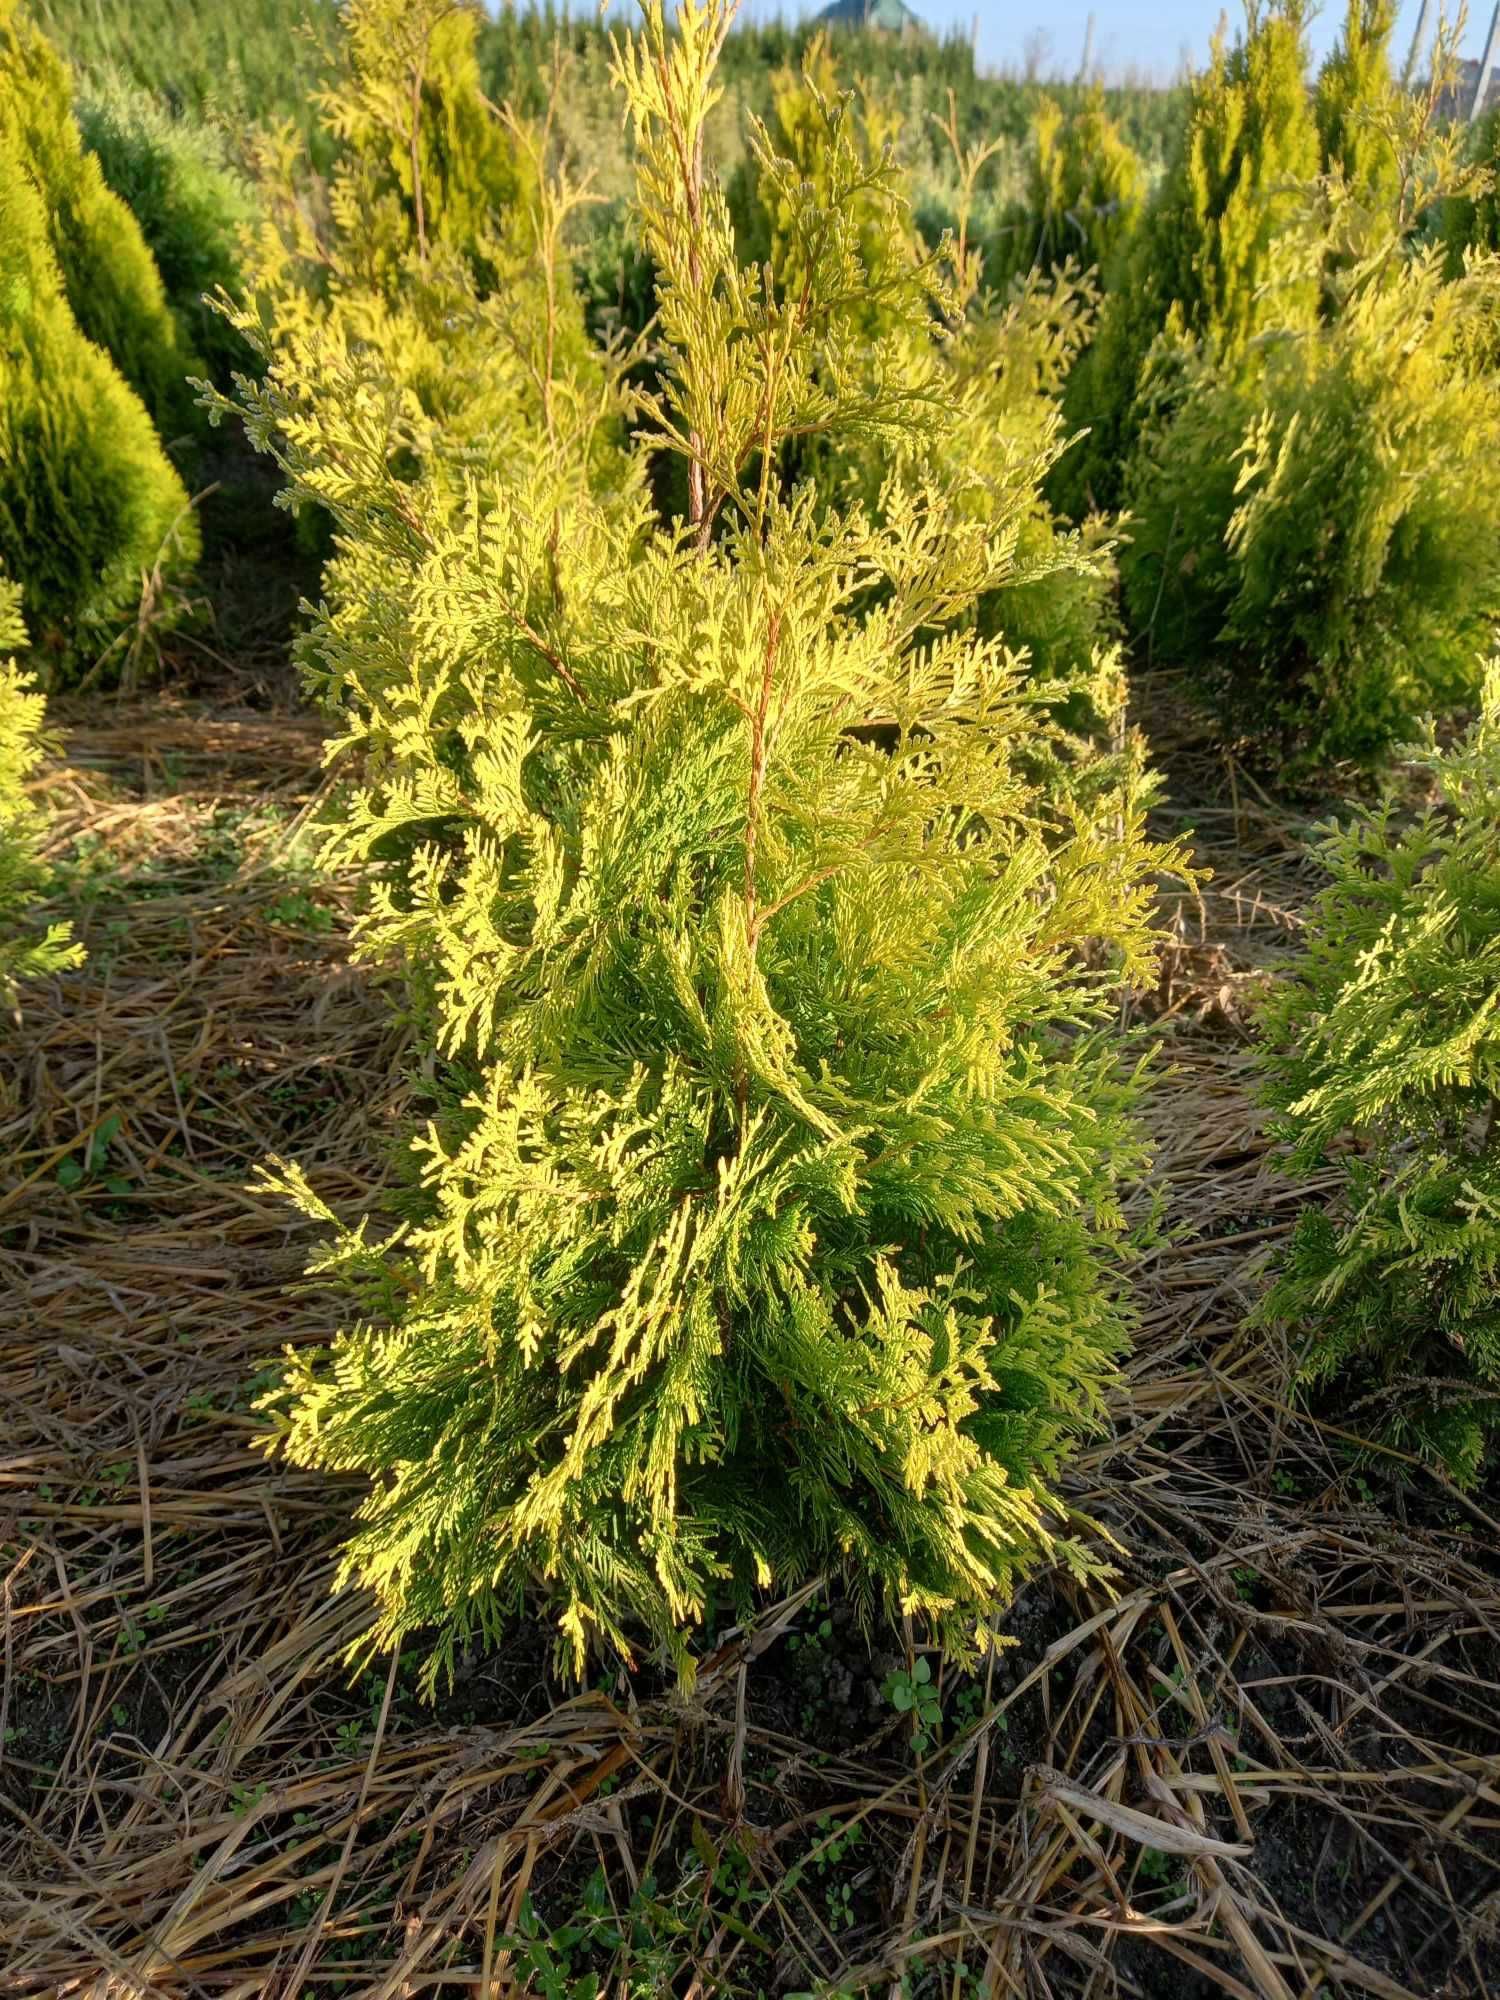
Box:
[1057,0,1321,519]
[1258,668,1500,1482]
[225,0,1184,1689]
[729,45,1132,805]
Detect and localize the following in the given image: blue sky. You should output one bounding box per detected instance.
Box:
[735,0,1489,86]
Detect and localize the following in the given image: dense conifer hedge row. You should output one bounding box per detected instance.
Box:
[0,121,196,662]
[18,0,1500,750]
[0,0,199,673]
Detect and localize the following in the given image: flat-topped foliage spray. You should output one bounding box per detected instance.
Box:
[237,0,1180,1688]
[0,580,81,1004]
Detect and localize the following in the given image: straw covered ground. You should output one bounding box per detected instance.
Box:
[2,668,1498,1998]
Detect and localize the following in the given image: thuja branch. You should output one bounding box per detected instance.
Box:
[742,604,784,940]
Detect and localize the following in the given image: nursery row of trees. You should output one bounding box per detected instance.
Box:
[2,0,1497,1683]
[14,0,1500,754]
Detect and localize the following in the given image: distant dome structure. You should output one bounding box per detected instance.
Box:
[812,0,929,32]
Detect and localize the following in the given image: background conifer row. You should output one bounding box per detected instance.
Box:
[0,122,197,667]
[14,0,1500,749]
[0,0,198,435]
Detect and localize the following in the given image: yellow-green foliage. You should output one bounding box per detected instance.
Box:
[326,0,534,280]
[728,33,913,329]
[250,0,536,312]
[0,137,198,674]
[730,47,1122,740]
[1314,0,1401,219]
[1110,13,1495,766]
[955,271,1123,705]
[0,0,198,437]
[1257,668,1500,1483]
[0,580,81,1004]
[1120,223,1500,768]
[1005,88,1147,282]
[239,0,584,530]
[1057,0,1319,517]
[218,129,637,857]
[228,0,1182,1688]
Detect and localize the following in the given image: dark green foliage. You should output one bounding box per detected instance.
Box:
[75,83,257,385]
[481,7,1186,179]
[1441,102,1500,267]
[31,0,339,164]
[575,199,657,347]
[31,0,1187,193]
[0,0,199,439]
[1258,671,1500,1483]
[0,135,198,675]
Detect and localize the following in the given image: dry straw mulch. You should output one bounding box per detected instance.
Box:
[1,683,1497,1999]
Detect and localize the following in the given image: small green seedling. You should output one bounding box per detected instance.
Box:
[885,1656,942,1754]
